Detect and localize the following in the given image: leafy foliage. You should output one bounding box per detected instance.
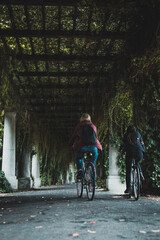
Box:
[0,1,160,191]
[0,170,12,193]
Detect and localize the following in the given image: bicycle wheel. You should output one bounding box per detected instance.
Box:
[129,167,134,198]
[133,167,140,200]
[85,162,95,201]
[76,176,83,198]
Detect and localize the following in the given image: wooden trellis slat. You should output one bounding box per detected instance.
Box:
[17,71,109,77]
[0,29,127,39]
[0,0,113,6]
[0,0,79,6]
[15,53,122,62]
[17,83,92,89]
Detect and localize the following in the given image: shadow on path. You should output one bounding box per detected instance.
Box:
[0,184,130,206]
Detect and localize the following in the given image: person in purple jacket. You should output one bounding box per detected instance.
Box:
[69,113,102,178]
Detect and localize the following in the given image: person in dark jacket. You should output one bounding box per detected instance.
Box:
[69,113,102,178]
[121,126,145,193]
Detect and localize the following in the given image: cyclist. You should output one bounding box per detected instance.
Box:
[69,113,102,179]
[121,125,145,194]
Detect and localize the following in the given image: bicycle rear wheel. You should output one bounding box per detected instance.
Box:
[129,167,134,198]
[76,177,83,198]
[85,163,95,201]
[133,167,140,200]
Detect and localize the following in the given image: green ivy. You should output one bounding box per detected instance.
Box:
[141,126,160,189]
[0,170,12,193]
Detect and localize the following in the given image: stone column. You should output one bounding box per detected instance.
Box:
[106,145,125,194]
[70,162,75,183]
[66,170,70,184]
[18,141,32,190]
[2,111,18,190]
[32,154,41,188]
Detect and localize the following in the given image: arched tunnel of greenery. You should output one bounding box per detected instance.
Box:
[0,0,160,191]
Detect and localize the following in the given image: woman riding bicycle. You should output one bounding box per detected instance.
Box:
[121,125,145,194]
[69,113,102,179]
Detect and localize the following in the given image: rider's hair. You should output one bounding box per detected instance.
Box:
[80,113,91,122]
[127,125,136,133]
[127,125,138,145]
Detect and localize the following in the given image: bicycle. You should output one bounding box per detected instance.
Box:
[76,151,95,201]
[129,159,143,200]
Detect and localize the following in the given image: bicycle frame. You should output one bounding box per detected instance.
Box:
[76,151,95,201]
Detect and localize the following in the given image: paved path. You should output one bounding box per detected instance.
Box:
[0,184,160,240]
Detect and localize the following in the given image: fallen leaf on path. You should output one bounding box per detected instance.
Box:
[105,207,110,210]
[12,238,25,240]
[139,230,146,234]
[151,230,160,233]
[119,219,125,222]
[72,233,79,237]
[35,226,43,229]
[87,229,96,234]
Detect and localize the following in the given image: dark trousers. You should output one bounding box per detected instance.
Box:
[126,160,132,190]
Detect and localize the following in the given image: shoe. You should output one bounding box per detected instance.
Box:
[124,189,130,194]
[77,170,83,179]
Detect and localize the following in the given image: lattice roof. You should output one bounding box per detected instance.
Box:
[0,0,132,135]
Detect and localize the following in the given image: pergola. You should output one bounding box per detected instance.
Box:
[0,0,132,136]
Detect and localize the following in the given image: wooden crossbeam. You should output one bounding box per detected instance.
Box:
[0,29,126,40]
[0,0,80,6]
[0,0,114,6]
[18,83,92,89]
[17,71,109,77]
[30,102,91,107]
[15,53,121,62]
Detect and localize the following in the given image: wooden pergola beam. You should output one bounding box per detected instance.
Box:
[0,0,80,6]
[0,29,126,40]
[17,71,109,77]
[17,83,94,89]
[0,0,114,6]
[15,54,121,62]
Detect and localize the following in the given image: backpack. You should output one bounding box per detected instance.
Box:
[81,124,97,145]
[127,132,139,146]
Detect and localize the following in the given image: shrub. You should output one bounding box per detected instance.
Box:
[0,170,12,193]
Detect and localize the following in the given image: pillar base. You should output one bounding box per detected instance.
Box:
[106,176,126,194]
[33,177,41,188]
[18,177,32,190]
[5,175,18,190]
